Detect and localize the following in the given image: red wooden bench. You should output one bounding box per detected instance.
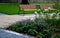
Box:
[40,5,54,10]
[20,5,37,11]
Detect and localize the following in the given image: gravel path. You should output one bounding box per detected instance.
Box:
[0,14,36,28]
[0,13,6,16]
[0,14,35,38]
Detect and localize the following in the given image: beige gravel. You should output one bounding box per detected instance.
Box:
[0,15,36,28]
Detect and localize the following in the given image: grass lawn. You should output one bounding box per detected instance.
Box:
[0,3,19,15]
[19,10,35,14]
[0,3,36,15]
[0,3,56,15]
[31,2,55,5]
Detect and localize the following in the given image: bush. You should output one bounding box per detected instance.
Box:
[38,32,44,38]
[8,24,20,31]
[28,29,38,36]
[36,5,40,9]
[53,4,60,10]
[16,27,23,33]
[41,30,51,38]
[45,18,60,32]
[7,23,22,31]
[52,34,60,38]
[38,30,50,38]
[22,25,32,33]
[7,18,49,37]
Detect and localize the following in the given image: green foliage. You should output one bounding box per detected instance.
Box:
[8,24,19,31]
[36,5,40,9]
[38,30,50,38]
[52,34,60,38]
[42,30,51,38]
[28,29,38,36]
[45,18,60,32]
[38,32,45,38]
[0,3,60,14]
[16,27,23,33]
[8,18,48,36]
[22,25,32,33]
[42,9,60,13]
[53,4,60,10]
[8,23,22,31]
[8,18,60,37]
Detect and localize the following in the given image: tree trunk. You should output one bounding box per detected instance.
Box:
[21,0,29,4]
[56,0,59,4]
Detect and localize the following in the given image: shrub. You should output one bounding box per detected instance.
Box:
[28,29,38,36]
[52,34,60,38]
[22,25,32,33]
[45,18,60,32]
[53,4,60,10]
[41,30,51,38]
[36,5,40,9]
[8,24,20,31]
[8,18,49,36]
[38,32,45,38]
[16,27,23,33]
[38,30,50,38]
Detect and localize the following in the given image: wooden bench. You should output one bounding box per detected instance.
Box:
[40,5,54,10]
[20,5,37,11]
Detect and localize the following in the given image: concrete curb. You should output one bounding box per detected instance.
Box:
[0,29,34,38]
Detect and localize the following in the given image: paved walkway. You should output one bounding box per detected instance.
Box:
[0,14,36,28]
[0,29,33,38]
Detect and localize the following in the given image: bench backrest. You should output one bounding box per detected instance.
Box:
[20,5,36,11]
[40,5,54,10]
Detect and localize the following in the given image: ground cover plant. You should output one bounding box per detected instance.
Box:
[45,18,60,32]
[7,18,51,38]
[7,17,60,38]
[52,34,60,38]
[7,8,60,37]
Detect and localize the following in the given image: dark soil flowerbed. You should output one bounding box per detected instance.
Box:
[7,18,60,38]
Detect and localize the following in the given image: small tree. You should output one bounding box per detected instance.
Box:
[21,0,29,4]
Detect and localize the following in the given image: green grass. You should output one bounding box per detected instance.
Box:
[0,3,57,14]
[0,3,36,14]
[31,2,55,5]
[0,3,19,15]
[19,10,35,14]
